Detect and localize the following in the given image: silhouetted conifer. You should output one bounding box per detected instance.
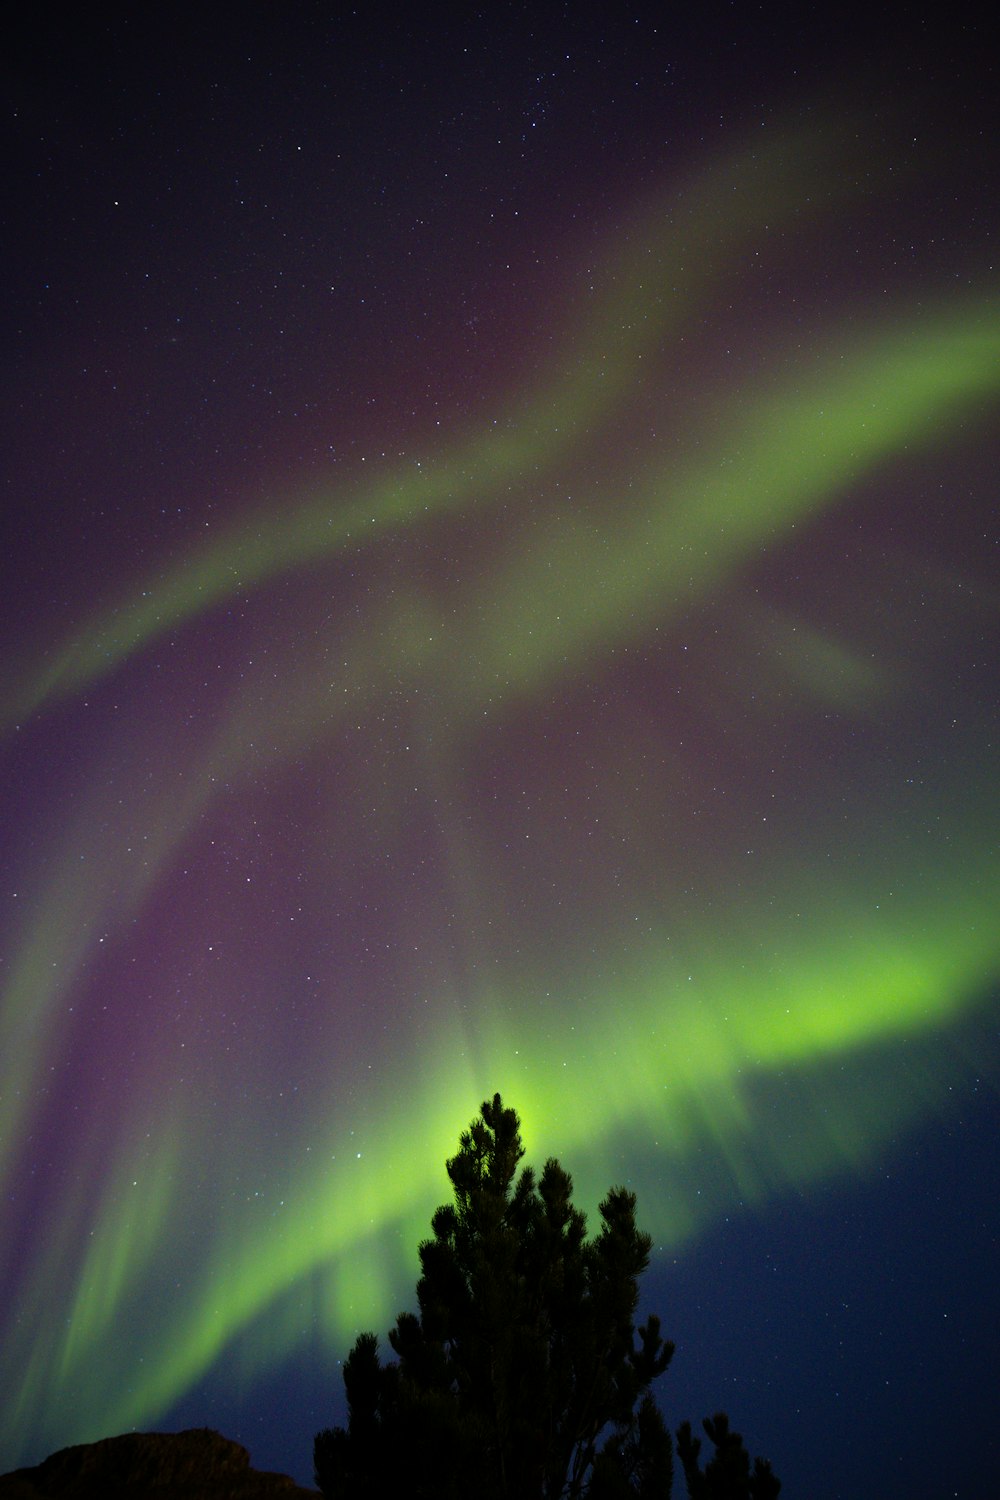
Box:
[676,1413,781,1499]
[314,1093,778,1498]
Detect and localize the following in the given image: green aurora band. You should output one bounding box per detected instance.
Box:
[2,116,998,1459]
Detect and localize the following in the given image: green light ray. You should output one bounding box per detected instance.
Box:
[2,110,999,1467]
[5,113,901,729]
[4,292,997,1449]
[157,294,1000,821]
[0,731,221,1181]
[4,756,996,1453]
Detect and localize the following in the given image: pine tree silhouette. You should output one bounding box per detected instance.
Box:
[315,1094,778,1499]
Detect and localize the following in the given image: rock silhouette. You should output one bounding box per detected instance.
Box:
[0,1430,317,1500]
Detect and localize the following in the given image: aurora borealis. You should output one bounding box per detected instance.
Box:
[2,9,998,1497]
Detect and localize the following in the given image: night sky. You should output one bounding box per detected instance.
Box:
[2,7,998,1497]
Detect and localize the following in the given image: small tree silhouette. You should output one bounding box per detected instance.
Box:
[315,1093,778,1498]
[677,1413,781,1500]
